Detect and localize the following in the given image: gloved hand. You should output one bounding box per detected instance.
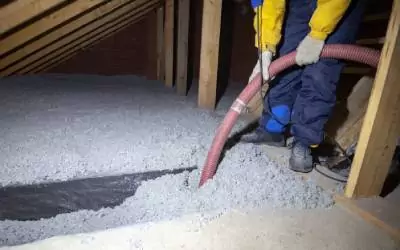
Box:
[295,35,325,66]
[248,50,273,83]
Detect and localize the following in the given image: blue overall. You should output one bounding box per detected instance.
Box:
[257,0,367,146]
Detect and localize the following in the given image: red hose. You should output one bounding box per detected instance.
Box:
[198,44,381,187]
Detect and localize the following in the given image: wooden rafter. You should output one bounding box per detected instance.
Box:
[0,0,69,35]
[0,0,108,57]
[23,2,160,75]
[3,0,159,76]
[32,11,154,74]
[0,0,144,72]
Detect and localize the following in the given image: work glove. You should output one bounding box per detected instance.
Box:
[295,35,325,66]
[248,50,273,83]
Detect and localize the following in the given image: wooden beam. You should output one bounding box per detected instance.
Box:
[29,10,155,75]
[3,0,157,76]
[0,0,107,57]
[175,0,190,95]
[0,0,139,71]
[0,0,68,34]
[164,0,175,87]
[345,0,400,198]
[156,6,165,81]
[198,0,222,109]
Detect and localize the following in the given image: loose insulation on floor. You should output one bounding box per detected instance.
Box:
[0,74,336,247]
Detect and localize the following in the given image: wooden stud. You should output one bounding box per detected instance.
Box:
[345,0,400,198]
[29,9,156,74]
[0,0,107,56]
[0,0,139,71]
[176,0,190,95]
[2,0,156,76]
[156,6,165,81]
[198,0,222,109]
[0,0,68,34]
[164,0,175,87]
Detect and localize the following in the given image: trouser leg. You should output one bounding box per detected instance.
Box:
[290,0,368,146]
[259,0,313,133]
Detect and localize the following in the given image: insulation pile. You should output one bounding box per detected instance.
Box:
[0,74,335,246]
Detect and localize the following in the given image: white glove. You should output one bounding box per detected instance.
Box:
[295,35,325,66]
[249,50,273,83]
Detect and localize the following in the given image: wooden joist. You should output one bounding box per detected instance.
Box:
[20,1,160,75]
[0,0,69,35]
[345,0,400,198]
[2,0,158,76]
[198,0,223,109]
[0,0,108,57]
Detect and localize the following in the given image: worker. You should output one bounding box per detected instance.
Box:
[241,0,367,174]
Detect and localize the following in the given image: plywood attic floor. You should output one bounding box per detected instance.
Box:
[3,205,399,250]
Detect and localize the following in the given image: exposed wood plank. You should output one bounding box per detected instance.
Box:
[198,0,222,109]
[0,0,68,34]
[3,0,157,76]
[345,0,400,198]
[25,5,158,75]
[0,0,34,15]
[156,6,165,81]
[0,0,107,57]
[164,0,175,87]
[0,0,138,71]
[176,0,190,95]
[335,195,400,241]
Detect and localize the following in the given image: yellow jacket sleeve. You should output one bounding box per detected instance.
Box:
[253,0,286,54]
[253,0,351,53]
[309,0,351,40]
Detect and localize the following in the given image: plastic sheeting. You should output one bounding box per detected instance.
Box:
[0,167,197,221]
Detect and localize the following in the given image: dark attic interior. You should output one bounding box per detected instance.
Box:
[0,0,400,249]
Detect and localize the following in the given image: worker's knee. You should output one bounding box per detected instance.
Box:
[263,104,291,133]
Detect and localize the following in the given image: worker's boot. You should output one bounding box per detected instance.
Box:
[289,140,314,173]
[240,127,285,147]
